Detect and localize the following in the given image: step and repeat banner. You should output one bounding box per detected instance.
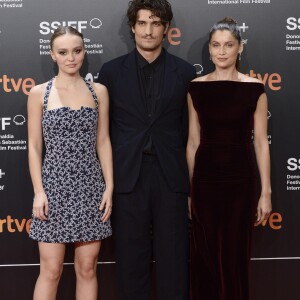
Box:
[0,0,299,299]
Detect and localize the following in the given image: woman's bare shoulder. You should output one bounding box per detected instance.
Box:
[91,82,108,94]
[191,74,212,82]
[29,82,48,97]
[239,73,262,84]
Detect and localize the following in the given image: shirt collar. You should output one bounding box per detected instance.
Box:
[136,48,165,70]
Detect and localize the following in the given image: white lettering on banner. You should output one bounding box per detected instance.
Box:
[0,169,5,178]
[286,17,300,30]
[286,46,300,50]
[38,21,104,56]
[39,39,50,44]
[0,118,10,130]
[286,18,300,50]
[287,158,300,171]
[2,140,26,144]
[2,3,22,8]
[0,116,25,130]
[0,116,27,151]
[39,21,88,35]
[207,0,270,4]
[208,0,239,4]
[287,159,300,191]
[287,175,300,179]
[251,0,270,3]
[0,169,5,192]
[0,0,23,9]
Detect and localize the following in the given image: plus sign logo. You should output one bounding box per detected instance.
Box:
[239,23,249,33]
[0,169,5,179]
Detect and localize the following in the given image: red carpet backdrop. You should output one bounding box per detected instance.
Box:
[0,0,299,299]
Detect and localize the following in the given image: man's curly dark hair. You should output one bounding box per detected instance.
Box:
[127,0,173,28]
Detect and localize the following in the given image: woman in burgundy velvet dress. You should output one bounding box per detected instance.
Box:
[187,18,272,300]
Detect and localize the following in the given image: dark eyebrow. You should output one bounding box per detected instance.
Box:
[136,18,161,23]
[56,46,83,51]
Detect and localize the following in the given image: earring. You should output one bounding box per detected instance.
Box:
[238,53,241,61]
[209,54,212,61]
[53,60,56,63]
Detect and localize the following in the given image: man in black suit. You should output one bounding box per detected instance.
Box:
[98,1,196,299]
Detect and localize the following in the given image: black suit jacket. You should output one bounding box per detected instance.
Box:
[98,49,196,193]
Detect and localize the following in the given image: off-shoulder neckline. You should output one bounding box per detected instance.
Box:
[190,80,263,85]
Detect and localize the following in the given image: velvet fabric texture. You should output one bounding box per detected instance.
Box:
[188,81,265,300]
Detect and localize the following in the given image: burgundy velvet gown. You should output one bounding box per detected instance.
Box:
[188,81,265,300]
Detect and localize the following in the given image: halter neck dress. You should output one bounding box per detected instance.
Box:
[29,78,112,243]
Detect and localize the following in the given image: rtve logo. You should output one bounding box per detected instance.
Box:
[255,212,283,230]
[287,158,300,171]
[167,27,181,46]
[246,70,281,91]
[0,75,35,95]
[286,17,300,30]
[39,18,103,35]
[0,216,31,234]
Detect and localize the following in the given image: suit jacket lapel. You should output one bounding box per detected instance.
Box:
[153,52,177,121]
[122,50,148,120]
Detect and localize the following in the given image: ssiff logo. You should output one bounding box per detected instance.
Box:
[286,17,300,30]
[1,115,26,130]
[287,158,300,171]
[39,18,103,35]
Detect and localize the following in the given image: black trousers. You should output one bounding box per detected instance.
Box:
[113,155,189,300]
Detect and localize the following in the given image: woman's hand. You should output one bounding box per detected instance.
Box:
[255,194,272,226]
[99,188,113,223]
[32,191,48,221]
